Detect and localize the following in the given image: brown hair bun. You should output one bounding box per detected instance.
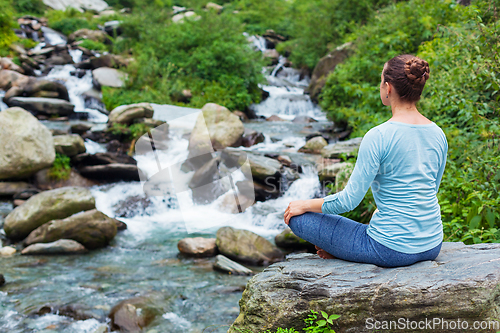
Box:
[404,58,430,88]
[383,54,430,102]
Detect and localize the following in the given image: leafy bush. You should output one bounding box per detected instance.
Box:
[321,0,500,243]
[106,4,264,111]
[78,39,109,52]
[12,0,46,15]
[48,153,71,180]
[0,1,17,56]
[46,8,97,36]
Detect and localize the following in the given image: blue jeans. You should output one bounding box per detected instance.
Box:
[288,212,441,268]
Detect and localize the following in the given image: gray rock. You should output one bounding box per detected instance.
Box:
[7,97,75,116]
[292,115,318,123]
[25,209,118,250]
[53,134,86,157]
[306,42,354,102]
[216,226,284,266]
[321,137,362,159]
[177,237,218,257]
[0,182,37,197]
[78,163,142,182]
[0,107,55,180]
[298,136,328,154]
[42,0,109,12]
[214,254,253,275]
[188,103,244,163]
[4,186,96,240]
[274,227,315,250]
[229,242,500,333]
[108,102,153,125]
[109,294,170,333]
[68,29,110,44]
[21,239,87,255]
[92,67,128,88]
[172,11,200,23]
[318,161,354,183]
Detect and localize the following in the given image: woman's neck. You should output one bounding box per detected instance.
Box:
[389,100,432,125]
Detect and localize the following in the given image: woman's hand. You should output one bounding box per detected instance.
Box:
[284,200,309,225]
[284,199,324,225]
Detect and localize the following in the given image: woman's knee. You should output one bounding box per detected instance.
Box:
[288,212,313,237]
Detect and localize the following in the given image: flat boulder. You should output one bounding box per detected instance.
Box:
[214,254,253,275]
[108,102,154,125]
[0,182,37,197]
[6,97,74,116]
[216,226,284,266]
[78,164,142,182]
[21,239,87,255]
[3,186,96,240]
[229,242,500,333]
[53,134,86,157]
[25,209,118,250]
[321,137,362,159]
[68,29,110,44]
[318,161,354,183]
[177,237,218,257]
[92,67,128,88]
[0,107,55,180]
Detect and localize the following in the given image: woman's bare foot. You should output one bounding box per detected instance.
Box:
[315,245,336,259]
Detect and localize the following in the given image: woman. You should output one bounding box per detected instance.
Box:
[284,54,448,268]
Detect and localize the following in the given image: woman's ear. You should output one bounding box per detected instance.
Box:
[385,82,391,95]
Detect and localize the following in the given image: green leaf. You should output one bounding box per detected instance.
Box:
[329,314,341,320]
[317,320,327,327]
[469,215,482,229]
[486,209,496,228]
[321,311,328,319]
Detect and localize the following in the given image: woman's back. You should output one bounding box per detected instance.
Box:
[366,121,448,253]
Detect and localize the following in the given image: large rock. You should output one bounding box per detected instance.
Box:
[25,209,118,250]
[78,164,142,182]
[317,161,354,183]
[34,168,97,191]
[109,294,170,333]
[216,227,284,266]
[0,107,55,180]
[6,97,75,116]
[298,136,328,154]
[306,42,354,102]
[229,242,500,333]
[321,137,362,159]
[274,228,315,251]
[68,29,110,44]
[21,239,87,255]
[42,0,109,12]
[188,103,244,158]
[92,67,128,88]
[0,57,24,74]
[53,134,86,157]
[108,102,154,125]
[0,70,29,90]
[3,186,96,240]
[177,237,217,257]
[0,182,37,197]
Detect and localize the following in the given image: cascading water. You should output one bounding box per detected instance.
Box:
[0,29,330,332]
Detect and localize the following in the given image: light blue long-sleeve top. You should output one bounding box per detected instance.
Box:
[322,120,448,254]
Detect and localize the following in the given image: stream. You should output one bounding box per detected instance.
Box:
[0,31,332,333]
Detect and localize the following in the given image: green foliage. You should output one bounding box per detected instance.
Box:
[0,1,17,56]
[107,122,151,142]
[234,310,340,333]
[12,0,46,15]
[106,4,264,111]
[78,39,109,52]
[321,0,500,244]
[48,153,71,181]
[46,8,97,35]
[303,310,340,333]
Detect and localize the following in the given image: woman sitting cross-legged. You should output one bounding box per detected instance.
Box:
[284,54,448,268]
